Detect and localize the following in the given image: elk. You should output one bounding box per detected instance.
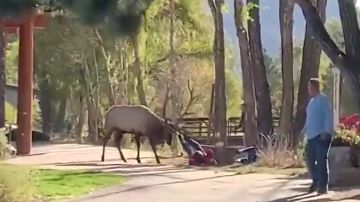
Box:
[99,79,199,164]
[99,105,176,164]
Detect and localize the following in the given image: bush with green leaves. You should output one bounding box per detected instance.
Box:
[333,128,360,148]
[0,127,36,201]
[0,128,10,160]
[0,165,36,202]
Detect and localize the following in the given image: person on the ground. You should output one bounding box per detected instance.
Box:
[178,134,216,166]
[303,78,334,195]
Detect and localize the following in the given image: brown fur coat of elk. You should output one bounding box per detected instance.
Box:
[99,105,176,164]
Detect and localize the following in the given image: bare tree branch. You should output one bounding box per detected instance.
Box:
[180,79,200,118]
[295,0,347,70]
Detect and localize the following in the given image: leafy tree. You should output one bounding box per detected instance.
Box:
[263,52,282,116]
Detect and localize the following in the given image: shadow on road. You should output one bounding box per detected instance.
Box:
[83,173,237,201]
[47,160,198,177]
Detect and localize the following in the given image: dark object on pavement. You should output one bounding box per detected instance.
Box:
[235,146,258,164]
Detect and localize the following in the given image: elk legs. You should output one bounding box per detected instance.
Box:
[101,130,112,162]
[134,133,141,163]
[114,130,127,163]
[149,137,161,164]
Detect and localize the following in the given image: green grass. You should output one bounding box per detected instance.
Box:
[0,165,125,201]
[35,169,125,200]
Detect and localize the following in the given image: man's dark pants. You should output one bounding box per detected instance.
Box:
[306,135,332,192]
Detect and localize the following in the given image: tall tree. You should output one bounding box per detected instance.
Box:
[93,29,116,106]
[0,27,5,128]
[208,0,227,144]
[234,0,258,146]
[294,0,327,144]
[279,0,295,141]
[131,35,148,106]
[247,0,273,137]
[38,77,52,136]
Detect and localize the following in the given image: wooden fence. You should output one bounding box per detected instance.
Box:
[177,116,280,146]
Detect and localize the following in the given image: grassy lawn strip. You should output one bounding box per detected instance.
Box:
[35,169,125,200]
[0,164,125,200]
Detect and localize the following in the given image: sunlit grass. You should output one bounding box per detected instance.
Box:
[35,169,124,200]
[0,164,125,201]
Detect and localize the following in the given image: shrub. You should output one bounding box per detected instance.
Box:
[0,131,8,160]
[257,133,304,168]
[0,128,12,160]
[0,165,36,202]
[333,128,360,148]
[0,129,35,202]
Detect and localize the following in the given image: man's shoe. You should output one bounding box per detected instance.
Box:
[308,184,316,193]
[317,189,328,195]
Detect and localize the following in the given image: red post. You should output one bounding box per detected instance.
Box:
[16,19,34,155]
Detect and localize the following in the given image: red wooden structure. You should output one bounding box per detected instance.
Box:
[1,12,47,155]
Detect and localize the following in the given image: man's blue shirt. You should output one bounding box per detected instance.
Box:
[304,93,334,140]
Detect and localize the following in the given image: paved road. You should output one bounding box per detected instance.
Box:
[5,144,360,202]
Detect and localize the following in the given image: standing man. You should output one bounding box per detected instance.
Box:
[303,78,334,195]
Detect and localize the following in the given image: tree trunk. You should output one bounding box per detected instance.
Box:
[56,92,67,131]
[93,30,116,106]
[208,0,227,144]
[86,95,98,144]
[0,27,5,128]
[75,93,85,144]
[294,0,327,142]
[337,0,360,58]
[116,43,129,105]
[247,0,273,137]
[131,36,147,106]
[279,0,295,141]
[79,63,99,144]
[39,80,52,136]
[234,0,258,146]
[169,0,179,154]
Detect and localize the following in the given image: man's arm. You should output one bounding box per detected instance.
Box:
[322,96,334,136]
